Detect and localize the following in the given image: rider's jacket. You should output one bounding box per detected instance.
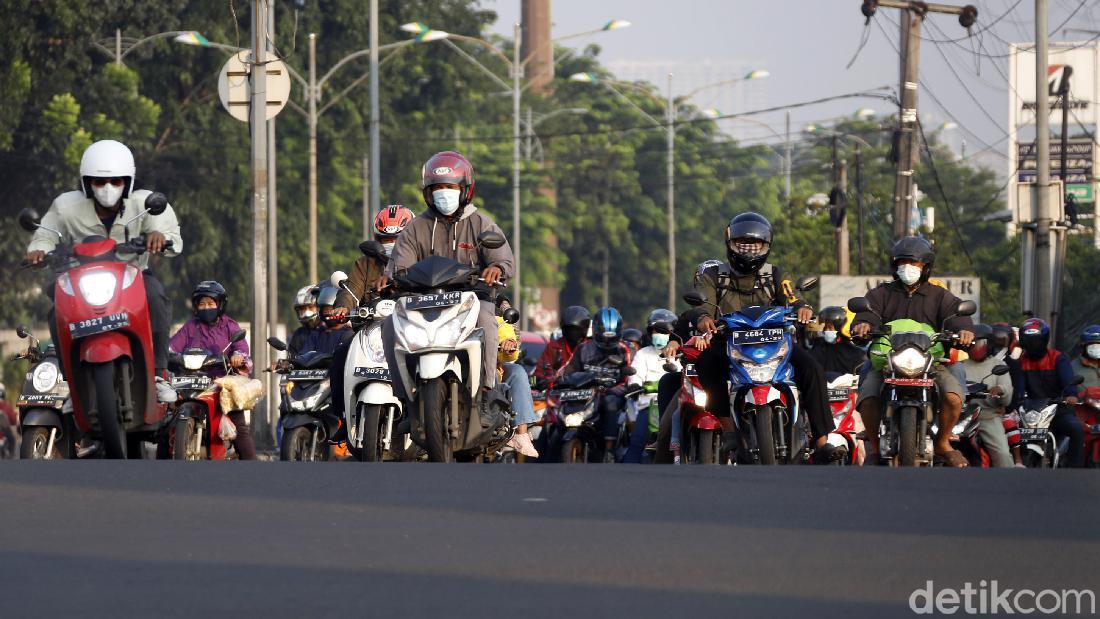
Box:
[559,341,633,388]
[692,261,805,324]
[29,190,183,270]
[1017,349,1077,400]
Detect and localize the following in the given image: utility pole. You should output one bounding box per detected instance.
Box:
[264,0,279,449]
[362,155,370,239]
[830,136,850,275]
[249,0,270,445]
[666,72,676,309]
[512,22,523,324]
[1034,0,1054,323]
[855,143,865,274]
[861,1,976,239]
[1052,46,1072,340]
[115,29,122,65]
[307,33,318,284]
[784,109,792,201]
[368,0,381,224]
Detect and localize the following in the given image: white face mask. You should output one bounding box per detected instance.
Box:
[381,241,395,257]
[822,330,838,344]
[432,188,461,216]
[93,183,124,209]
[1087,343,1100,360]
[897,264,922,286]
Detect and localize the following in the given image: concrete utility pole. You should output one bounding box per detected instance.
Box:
[362,155,370,239]
[855,143,866,274]
[368,0,381,226]
[785,109,792,201]
[249,0,271,444]
[307,33,318,284]
[837,160,851,275]
[861,0,976,239]
[521,0,554,94]
[1034,0,1055,323]
[666,73,676,309]
[264,0,279,448]
[512,22,523,323]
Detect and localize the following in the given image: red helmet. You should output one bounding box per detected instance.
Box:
[421,151,475,209]
[374,204,414,238]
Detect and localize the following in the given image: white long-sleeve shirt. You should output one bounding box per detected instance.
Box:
[629,345,681,410]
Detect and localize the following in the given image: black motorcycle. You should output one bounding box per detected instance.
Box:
[12,326,72,459]
[266,338,339,462]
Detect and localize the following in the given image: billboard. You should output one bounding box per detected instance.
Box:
[818,275,981,322]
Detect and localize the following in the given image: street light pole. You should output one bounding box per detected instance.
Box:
[369,0,381,226]
[308,33,318,284]
[512,22,524,327]
[666,73,676,310]
[249,0,271,447]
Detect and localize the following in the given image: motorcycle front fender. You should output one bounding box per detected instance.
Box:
[19,407,62,429]
[359,381,400,406]
[79,331,132,364]
[282,413,321,432]
[417,352,457,380]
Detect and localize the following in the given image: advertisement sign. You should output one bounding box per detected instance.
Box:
[819,275,981,322]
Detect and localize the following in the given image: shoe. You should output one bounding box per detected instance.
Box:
[155,376,177,403]
[507,432,539,458]
[1014,462,1027,468]
[76,440,101,458]
[602,450,616,464]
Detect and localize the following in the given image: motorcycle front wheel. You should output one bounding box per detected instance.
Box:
[357,404,386,462]
[281,426,312,461]
[898,406,919,467]
[561,437,588,464]
[20,426,62,460]
[754,406,777,465]
[689,429,721,465]
[172,416,203,461]
[91,362,126,459]
[420,378,452,463]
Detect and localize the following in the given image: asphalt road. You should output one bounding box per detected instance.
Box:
[0,463,1097,618]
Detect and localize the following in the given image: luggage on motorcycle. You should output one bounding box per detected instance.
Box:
[214,375,264,412]
[218,413,237,442]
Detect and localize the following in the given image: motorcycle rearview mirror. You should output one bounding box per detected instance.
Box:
[231,329,248,344]
[622,366,637,376]
[330,270,349,288]
[683,291,706,307]
[662,362,678,373]
[1071,375,1085,387]
[971,323,993,339]
[956,300,978,317]
[16,325,31,339]
[796,275,819,292]
[502,307,520,325]
[847,297,873,315]
[144,192,169,216]
[991,364,1010,376]
[17,208,42,233]
[266,336,287,351]
[359,240,387,260]
[476,230,506,250]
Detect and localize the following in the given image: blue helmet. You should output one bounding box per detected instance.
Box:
[1082,325,1100,345]
[1019,317,1050,358]
[592,307,624,351]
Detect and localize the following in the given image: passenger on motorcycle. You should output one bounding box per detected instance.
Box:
[25,140,182,381]
[534,306,590,385]
[691,212,835,455]
[298,285,355,356]
[962,329,1016,467]
[1013,318,1086,467]
[289,284,322,356]
[1071,325,1100,389]
[168,280,256,459]
[623,309,681,463]
[851,236,975,467]
[377,151,515,400]
[622,328,644,356]
[808,306,866,375]
[559,307,634,461]
[498,318,539,457]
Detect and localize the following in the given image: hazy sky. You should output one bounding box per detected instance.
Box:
[486,0,1100,172]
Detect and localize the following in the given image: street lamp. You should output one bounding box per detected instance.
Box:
[401,20,627,331]
[570,69,769,309]
[92,29,211,65]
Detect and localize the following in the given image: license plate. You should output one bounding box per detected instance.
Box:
[289,369,328,381]
[729,328,784,345]
[828,389,851,401]
[18,394,63,406]
[555,388,594,402]
[353,366,390,381]
[171,376,213,390]
[406,291,463,311]
[1018,428,1048,441]
[684,363,698,377]
[68,312,129,339]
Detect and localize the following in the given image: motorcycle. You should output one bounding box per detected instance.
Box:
[1077,386,1100,468]
[549,365,637,464]
[675,343,728,465]
[940,364,1012,468]
[330,256,407,462]
[159,329,248,460]
[17,195,173,459]
[12,326,72,459]
[388,230,516,462]
[683,276,818,465]
[821,372,863,465]
[846,297,977,467]
[1014,376,1084,469]
[266,338,340,462]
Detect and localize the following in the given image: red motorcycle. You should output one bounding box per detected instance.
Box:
[1076,386,1100,468]
[18,194,172,459]
[677,342,727,464]
[822,373,864,465]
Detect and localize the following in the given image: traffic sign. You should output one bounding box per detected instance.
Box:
[217,50,291,122]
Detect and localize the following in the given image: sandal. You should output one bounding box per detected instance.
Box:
[933,449,969,468]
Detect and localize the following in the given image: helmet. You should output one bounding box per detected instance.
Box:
[592,307,624,352]
[1018,318,1050,359]
[646,308,677,334]
[818,306,847,332]
[374,204,414,239]
[294,284,319,326]
[990,322,1016,356]
[891,236,935,282]
[1082,325,1100,360]
[421,151,475,212]
[316,284,346,327]
[725,212,772,273]
[191,280,228,316]
[622,328,643,349]
[80,140,135,199]
[561,305,591,330]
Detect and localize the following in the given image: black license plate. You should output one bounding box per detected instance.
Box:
[289,369,328,381]
[171,376,213,390]
[406,291,463,311]
[18,394,62,405]
[68,312,129,339]
[353,366,390,381]
[1018,428,1047,441]
[555,388,594,402]
[729,328,785,345]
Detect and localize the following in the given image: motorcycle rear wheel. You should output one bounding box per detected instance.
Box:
[420,379,452,463]
[754,406,777,465]
[92,362,126,459]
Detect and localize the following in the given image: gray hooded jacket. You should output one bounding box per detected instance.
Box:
[385,204,514,279]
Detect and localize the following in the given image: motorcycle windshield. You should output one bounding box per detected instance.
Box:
[395,256,477,291]
[719,305,788,331]
[292,350,334,369]
[889,331,932,352]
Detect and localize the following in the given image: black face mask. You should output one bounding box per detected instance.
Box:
[197,308,219,325]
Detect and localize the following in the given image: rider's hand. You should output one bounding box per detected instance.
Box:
[25,250,45,266]
[481,265,503,285]
[145,231,167,253]
[663,340,680,358]
[696,315,717,335]
[374,275,391,292]
[230,352,247,369]
[852,322,872,338]
[958,330,975,347]
[1066,395,1080,406]
[796,306,814,324]
[989,386,1004,397]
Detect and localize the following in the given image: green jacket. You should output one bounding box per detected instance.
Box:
[1071,357,1100,389]
[692,261,805,324]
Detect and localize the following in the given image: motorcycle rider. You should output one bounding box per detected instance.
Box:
[289,284,322,356]
[497,318,539,458]
[559,307,634,462]
[168,280,256,460]
[1013,317,1086,467]
[623,309,681,463]
[376,151,515,400]
[808,306,866,376]
[304,285,355,355]
[691,212,835,459]
[535,306,591,385]
[622,328,644,355]
[1071,325,1100,389]
[851,237,975,467]
[961,329,1015,467]
[25,140,182,399]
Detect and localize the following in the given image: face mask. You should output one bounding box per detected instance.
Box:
[432,188,461,216]
[651,333,670,350]
[822,330,838,344]
[897,264,922,286]
[93,183,124,209]
[1087,343,1100,360]
[197,308,219,325]
[381,241,395,257]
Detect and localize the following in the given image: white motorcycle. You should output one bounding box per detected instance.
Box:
[1015,375,1083,468]
[389,231,515,462]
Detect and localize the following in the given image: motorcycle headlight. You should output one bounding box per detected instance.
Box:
[32,361,60,392]
[78,271,118,306]
[743,358,781,383]
[1023,409,1042,427]
[122,265,140,289]
[1088,398,1100,409]
[564,413,585,428]
[692,385,708,408]
[952,418,970,436]
[365,325,386,364]
[183,354,207,370]
[57,273,74,296]
[889,347,929,378]
[437,313,467,347]
[404,324,429,350]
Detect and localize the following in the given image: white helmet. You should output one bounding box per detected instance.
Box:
[294,284,320,326]
[80,140,135,199]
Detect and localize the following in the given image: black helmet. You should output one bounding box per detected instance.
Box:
[561,305,591,330]
[891,236,935,282]
[622,328,643,346]
[725,211,773,273]
[646,308,677,334]
[191,280,228,315]
[592,307,624,352]
[818,306,847,332]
